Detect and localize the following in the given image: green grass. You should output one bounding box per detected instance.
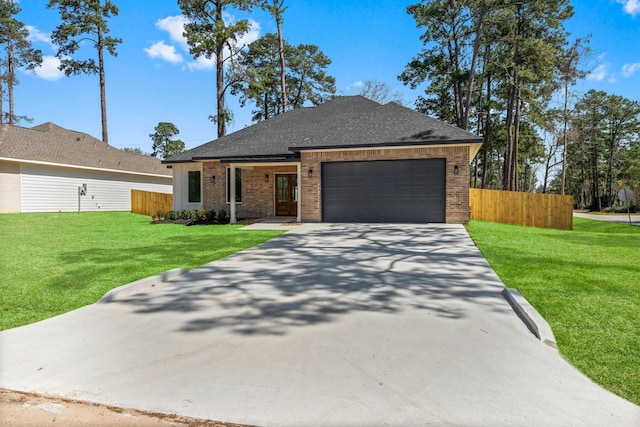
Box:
[0,212,283,331]
[466,218,640,405]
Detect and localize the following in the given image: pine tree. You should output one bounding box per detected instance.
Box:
[47,0,122,144]
[0,0,42,124]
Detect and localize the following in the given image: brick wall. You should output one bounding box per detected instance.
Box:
[300,146,471,223]
[202,161,297,219]
[202,161,225,211]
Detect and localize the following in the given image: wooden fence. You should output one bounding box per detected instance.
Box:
[469,188,573,230]
[131,189,173,217]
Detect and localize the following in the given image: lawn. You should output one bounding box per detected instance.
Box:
[0,212,284,331]
[466,218,640,406]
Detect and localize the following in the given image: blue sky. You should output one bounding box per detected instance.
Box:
[12,0,640,154]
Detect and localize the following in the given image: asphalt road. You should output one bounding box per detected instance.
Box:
[574,211,640,225]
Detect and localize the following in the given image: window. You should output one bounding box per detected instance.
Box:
[226,168,242,203]
[188,170,201,203]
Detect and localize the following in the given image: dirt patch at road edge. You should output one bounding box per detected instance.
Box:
[0,389,251,427]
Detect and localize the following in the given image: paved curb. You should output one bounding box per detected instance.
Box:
[98,268,189,303]
[501,288,557,350]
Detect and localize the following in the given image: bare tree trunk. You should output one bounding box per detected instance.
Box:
[264,92,269,120]
[451,37,463,127]
[512,86,522,191]
[216,47,226,137]
[274,0,287,113]
[542,141,560,194]
[473,156,478,188]
[97,27,108,143]
[7,36,14,125]
[1,53,5,124]
[215,2,226,138]
[503,81,516,191]
[461,0,485,131]
[445,33,462,127]
[591,133,601,211]
[481,132,490,188]
[0,72,4,124]
[480,46,491,189]
[560,83,569,194]
[605,130,617,208]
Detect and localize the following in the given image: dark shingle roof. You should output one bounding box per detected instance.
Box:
[164,96,482,163]
[291,100,483,150]
[0,122,171,176]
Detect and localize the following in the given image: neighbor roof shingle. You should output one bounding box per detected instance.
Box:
[0,122,171,176]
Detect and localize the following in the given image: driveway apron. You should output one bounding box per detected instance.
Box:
[1,223,638,426]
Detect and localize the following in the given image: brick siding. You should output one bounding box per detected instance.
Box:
[202,145,471,223]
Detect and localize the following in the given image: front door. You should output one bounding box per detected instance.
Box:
[275,174,297,216]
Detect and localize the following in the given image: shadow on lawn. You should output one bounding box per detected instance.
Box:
[539,219,640,249]
[91,224,513,336]
[51,230,282,294]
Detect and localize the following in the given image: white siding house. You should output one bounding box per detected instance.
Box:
[0,123,172,213]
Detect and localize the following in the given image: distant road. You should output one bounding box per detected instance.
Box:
[574,212,640,226]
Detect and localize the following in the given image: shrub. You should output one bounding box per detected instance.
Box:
[152,209,220,224]
[216,209,228,223]
[196,209,209,221]
[604,204,638,214]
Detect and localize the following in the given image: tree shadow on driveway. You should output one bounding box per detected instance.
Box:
[111,224,511,336]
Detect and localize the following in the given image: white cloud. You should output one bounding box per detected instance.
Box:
[186,56,216,71]
[155,15,190,51]
[26,25,55,49]
[618,0,640,16]
[622,63,640,77]
[23,26,64,81]
[148,14,260,71]
[237,19,261,52]
[587,63,608,81]
[144,41,183,64]
[31,56,64,81]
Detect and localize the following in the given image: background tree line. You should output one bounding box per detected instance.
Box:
[3,0,638,207]
[400,0,640,210]
[0,0,337,157]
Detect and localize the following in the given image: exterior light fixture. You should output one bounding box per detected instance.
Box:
[264,174,270,182]
[308,169,313,178]
[454,165,459,175]
[210,175,216,183]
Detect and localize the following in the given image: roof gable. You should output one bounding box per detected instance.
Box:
[0,123,171,176]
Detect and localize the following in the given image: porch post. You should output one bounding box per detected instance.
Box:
[296,163,302,223]
[230,164,237,224]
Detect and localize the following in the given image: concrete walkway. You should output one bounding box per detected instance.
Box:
[1,223,638,426]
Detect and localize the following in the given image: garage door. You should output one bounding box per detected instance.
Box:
[322,159,446,223]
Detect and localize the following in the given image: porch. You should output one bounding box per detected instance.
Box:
[202,161,303,224]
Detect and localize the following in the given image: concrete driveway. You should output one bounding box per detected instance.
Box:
[1,223,638,426]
